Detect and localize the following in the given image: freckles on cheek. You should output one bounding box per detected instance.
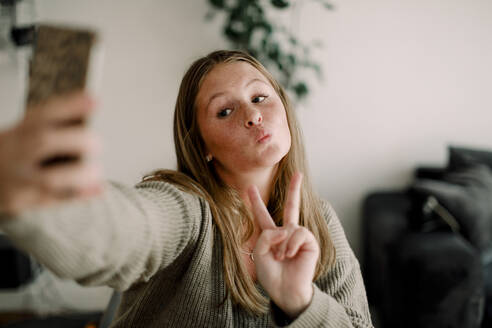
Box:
[206,125,234,150]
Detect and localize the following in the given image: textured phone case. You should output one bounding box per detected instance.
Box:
[26,24,97,107]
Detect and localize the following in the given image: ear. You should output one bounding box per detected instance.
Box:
[206,153,213,162]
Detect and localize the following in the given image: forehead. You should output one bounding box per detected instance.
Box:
[196,61,270,106]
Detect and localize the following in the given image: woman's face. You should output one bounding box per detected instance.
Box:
[196,61,291,175]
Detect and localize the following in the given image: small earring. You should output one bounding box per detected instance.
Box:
[206,154,212,162]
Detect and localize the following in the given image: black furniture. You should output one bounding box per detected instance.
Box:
[362,146,492,328]
[0,312,102,328]
[0,235,105,327]
[0,235,40,289]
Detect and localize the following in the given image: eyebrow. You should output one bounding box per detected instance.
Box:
[206,78,268,112]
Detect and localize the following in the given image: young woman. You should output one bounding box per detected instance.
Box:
[0,50,373,327]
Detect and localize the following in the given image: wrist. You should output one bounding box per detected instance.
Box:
[278,284,314,319]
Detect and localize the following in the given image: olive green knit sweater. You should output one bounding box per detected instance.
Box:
[0,180,373,327]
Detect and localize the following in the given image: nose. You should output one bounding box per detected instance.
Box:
[244,108,263,128]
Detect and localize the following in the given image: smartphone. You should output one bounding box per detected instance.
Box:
[25,24,102,167]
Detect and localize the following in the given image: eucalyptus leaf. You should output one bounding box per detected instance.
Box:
[268,45,280,61]
[293,82,309,98]
[204,10,217,21]
[312,63,322,78]
[224,24,242,43]
[256,21,273,34]
[209,0,225,9]
[314,0,335,10]
[323,3,334,10]
[270,0,290,9]
[287,54,296,65]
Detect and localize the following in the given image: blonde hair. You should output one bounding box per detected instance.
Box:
[142,50,335,315]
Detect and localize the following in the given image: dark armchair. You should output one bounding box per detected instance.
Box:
[362,146,492,328]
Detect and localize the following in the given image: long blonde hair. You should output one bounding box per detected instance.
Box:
[142,50,335,315]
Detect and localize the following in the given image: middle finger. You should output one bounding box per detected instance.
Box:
[283,172,303,227]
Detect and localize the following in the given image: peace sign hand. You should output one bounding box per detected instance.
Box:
[247,172,319,319]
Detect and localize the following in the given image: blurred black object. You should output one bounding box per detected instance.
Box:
[0,234,40,289]
[0,311,102,328]
[0,0,21,6]
[10,25,35,46]
[362,145,492,328]
[0,0,36,47]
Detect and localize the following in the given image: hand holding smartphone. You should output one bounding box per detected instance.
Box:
[0,24,104,216]
[27,24,102,166]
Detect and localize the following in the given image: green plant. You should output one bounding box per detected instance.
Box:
[206,0,334,101]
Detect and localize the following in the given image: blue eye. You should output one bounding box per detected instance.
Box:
[217,108,232,118]
[252,95,267,103]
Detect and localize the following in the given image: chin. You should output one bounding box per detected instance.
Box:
[253,146,289,168]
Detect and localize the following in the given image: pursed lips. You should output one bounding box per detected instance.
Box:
[255,130,271,143]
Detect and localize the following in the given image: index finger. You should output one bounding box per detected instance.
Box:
[25,91,96,126]
[283,171,303,226]
[247,185,276,230]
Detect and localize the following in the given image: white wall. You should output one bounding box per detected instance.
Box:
[1,0,491,312]
[296,0,492,257]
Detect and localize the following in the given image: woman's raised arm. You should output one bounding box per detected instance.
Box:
[0,93,206,291]
[0,179,206,291]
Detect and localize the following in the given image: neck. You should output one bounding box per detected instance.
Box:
[214,164,278,210]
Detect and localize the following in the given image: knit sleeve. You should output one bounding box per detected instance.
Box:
[270,201,374,328]
[0,179,206,291]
